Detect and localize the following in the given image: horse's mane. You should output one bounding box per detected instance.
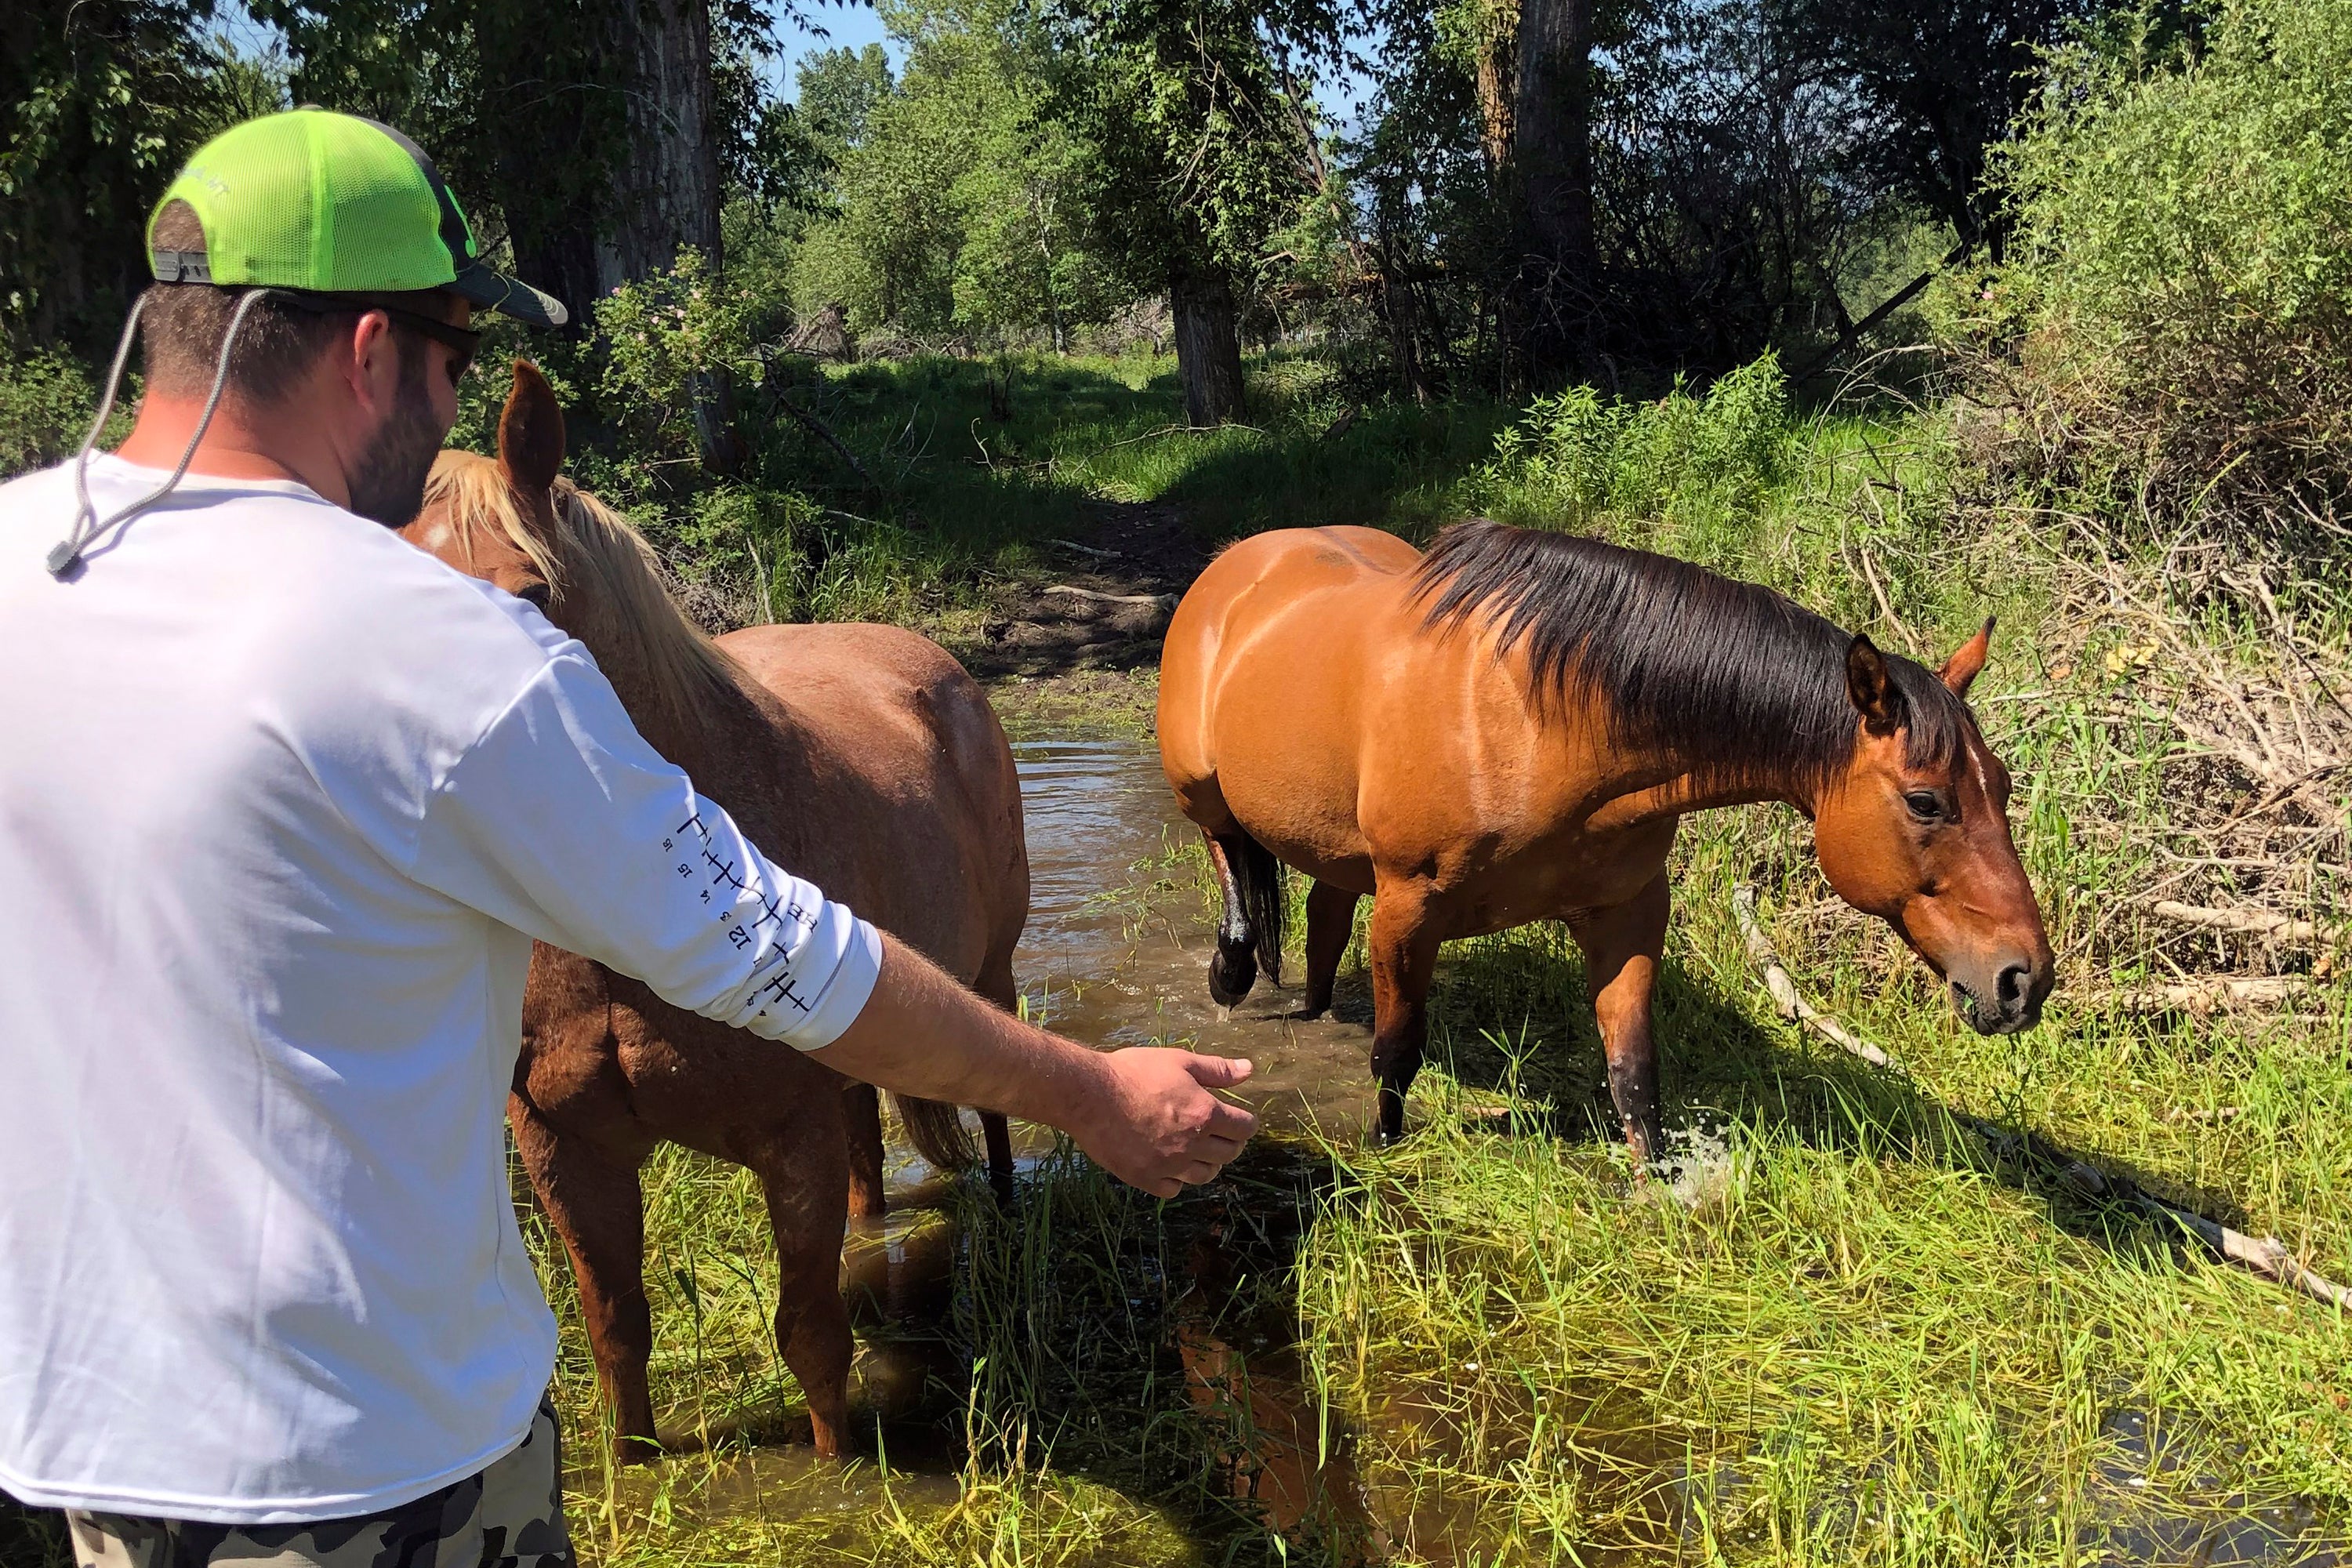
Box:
[423,452,747,745]
[1411,519,1973,797]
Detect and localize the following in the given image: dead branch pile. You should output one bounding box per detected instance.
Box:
[2024,537,2350,994]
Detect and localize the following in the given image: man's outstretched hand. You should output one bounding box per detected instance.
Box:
[809,934,1260,1195]
[1070,1048,1256,1197]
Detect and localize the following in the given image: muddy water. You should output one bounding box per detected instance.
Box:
[1008,736,1379,1134]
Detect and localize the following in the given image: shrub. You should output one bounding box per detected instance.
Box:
[0,347,107,478]
[1472,354,1792,539]
[1956,0,2352,556]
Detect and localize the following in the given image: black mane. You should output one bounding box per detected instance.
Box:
[1412,520,1973,797]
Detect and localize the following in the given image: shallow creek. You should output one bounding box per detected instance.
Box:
[598,736,2343,1566]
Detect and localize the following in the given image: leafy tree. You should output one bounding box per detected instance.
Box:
[1043,0,1343,423]
[797,43,895,159]
[1788,0,2099,258]
[792,0,1121,348]
[1,0,246,353]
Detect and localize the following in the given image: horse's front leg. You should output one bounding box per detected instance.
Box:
[1566,872,1671,1167]
[1367,877,1444,1144]
[510,1092,661,1461]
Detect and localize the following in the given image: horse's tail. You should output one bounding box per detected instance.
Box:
[893,1093,976,1171]
[1233,830,1287,987]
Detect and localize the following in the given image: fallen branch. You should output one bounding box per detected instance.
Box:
[2092,976,2314,1013]
[1044,584,1178,612]
[1730,884,1890,1067]
[1735,879,2351,1312]
[2151,900,2322,944]
[770,391,878,488]
[1045,538,1122,561]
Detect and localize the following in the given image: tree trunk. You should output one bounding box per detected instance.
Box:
[1514,0,1596,373]
[593,0,739,472]
[1474,0,1520,180]
[1171,272,1245,426]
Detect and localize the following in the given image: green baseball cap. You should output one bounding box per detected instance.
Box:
[147,108,567,327]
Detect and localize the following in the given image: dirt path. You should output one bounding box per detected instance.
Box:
[960,498,1204,735]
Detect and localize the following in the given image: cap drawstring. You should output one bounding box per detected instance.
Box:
[49,288,271,579]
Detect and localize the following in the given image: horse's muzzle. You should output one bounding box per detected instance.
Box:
[1952,959,2045,1035]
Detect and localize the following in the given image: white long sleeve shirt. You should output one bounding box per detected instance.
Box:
[0,456,880,1524]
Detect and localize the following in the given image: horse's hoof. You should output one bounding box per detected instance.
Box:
[613,1434,664,1468]
[1207,948,1257,1007]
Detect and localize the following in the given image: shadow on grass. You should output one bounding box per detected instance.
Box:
[1410,923,2218,1274]
[0,1497,70,1568]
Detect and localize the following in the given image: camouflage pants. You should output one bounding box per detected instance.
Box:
[64,1398,573,1568]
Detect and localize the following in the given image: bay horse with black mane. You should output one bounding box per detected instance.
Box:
[1159,521,2053,1152]
[405,364,1024,1461]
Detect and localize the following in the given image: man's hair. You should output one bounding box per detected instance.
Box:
[140,199,453,405]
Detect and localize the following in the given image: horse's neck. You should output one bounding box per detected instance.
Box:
[585,626,814,842]
[1579,723,1823,832]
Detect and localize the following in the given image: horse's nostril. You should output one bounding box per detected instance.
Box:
[1995,962,2030,1008]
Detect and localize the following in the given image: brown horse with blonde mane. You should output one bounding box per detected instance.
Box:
[1159,521,2053,1152]
[404,364,1025,1460]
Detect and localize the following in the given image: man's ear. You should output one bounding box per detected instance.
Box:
[1938,617,1994,699]
[498,360,564,495]
[1846,633,1907,736]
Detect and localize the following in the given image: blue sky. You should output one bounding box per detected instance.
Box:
[768,3,1384,136]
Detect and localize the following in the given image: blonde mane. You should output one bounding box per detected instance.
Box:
[423,451,748,742]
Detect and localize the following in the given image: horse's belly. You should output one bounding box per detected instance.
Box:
[1443,826,1678,938]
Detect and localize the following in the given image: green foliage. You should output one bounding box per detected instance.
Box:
[1044,0,1340,296]
[795,43,895,159]
[1961,0,2352,549]
[1473,354,1794,536]
[0,350,115,477]
[789,0,1121,347]
[596,247,764,463]
[1,2,260,353]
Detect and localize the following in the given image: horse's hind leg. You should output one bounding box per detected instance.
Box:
[1204,833,1260,1004]
[843,1082,887,1220]
[741,1121,857,1458]
[510,1094,661,1462]
[1302,880,1361,1019]
[1566,872,1671,1167]
[1366,878,1444,1144]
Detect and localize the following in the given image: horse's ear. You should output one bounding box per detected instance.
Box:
[1938,617,1994,699]
[498,359,565,495]
[1846,634,1907,737]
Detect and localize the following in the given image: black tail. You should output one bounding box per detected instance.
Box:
[1231,829,1287,988]
[893,1094,975,1171]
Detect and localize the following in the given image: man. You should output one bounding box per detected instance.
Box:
[0,110,1256,1568]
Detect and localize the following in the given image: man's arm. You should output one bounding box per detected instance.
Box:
[811,934,1255,1197]
[412,648,1258,1196]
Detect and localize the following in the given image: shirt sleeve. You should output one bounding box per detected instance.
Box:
[406,649,880,1050]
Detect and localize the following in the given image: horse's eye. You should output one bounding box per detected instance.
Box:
[1905,790,1945,822]
[517,583,551,610]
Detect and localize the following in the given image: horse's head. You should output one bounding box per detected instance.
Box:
[1812,622,2053,1035]
[404,361,743,753]
[403,359,568,615]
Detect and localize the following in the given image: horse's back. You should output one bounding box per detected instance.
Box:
[717,622,1027,977]
[1159,528,1422,885]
